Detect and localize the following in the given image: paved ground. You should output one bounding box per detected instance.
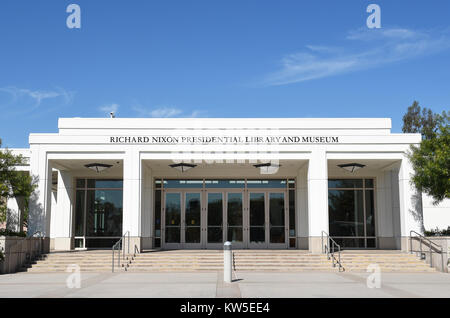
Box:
[0,271,449,298]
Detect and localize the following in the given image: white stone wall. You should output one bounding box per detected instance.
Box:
[422,195,450,231]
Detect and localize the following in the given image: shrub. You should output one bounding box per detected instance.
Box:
[424,227,450,236]
[0,229,26,237]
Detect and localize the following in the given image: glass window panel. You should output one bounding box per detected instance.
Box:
[165,193,181,226]
[227,227,243,243]
[154,179,162,188]
[328,189,364,237]
[85,189,123,237]
[154,190,161,234]
[289,238,296,248]
[74,190,85,236]
[74,238,84,248]
[328,179,363,189]
[87,179,123,189]
[154,238,161,248]
[185,193,201,226]
[250,227,265,243]
[247,179,287,188]
[165,227,180,243]
[76,179,85,188]
[227,193,242,226]
[365,190,376,236]
[365,179,374,188]
[249,193,265,226]
[207,227,222,243]
[205,179,245,188]
[270,227,285,243]
[185,227,201,243]
[289,190,295,233]
[163,179,203,188]
[288,179,296,188]
[86,238,120,248]
[332,238,365,249]
[269,193,284,226]
[367,238,376,248]
[208,193,223,226]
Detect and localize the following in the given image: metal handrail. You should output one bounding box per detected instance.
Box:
[321,231,343,272]
[409,230,445,272]
[112,231,130,272]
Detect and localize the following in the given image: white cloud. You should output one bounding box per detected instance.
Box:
[99,103,119,115]
[262,27,450,86]
[133,105,204,118]
[0,86,73,106]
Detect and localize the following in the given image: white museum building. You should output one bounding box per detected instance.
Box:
[5,117,450,253]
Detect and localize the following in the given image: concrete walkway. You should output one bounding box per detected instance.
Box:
[0,271,449,298]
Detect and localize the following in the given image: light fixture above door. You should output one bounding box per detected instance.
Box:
[337,163,365,173]
[253,162,281,174]
[84,163,113,173]
[169,163,197,172]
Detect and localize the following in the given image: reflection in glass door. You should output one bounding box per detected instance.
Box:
[164,192,181,248]
[184,192,202,248]
[269,192,286,247]
[227,192,244,248]
[206,193,224,248]
[248,192,266,248]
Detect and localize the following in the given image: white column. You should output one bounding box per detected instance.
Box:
[307,149,328,253]
[376,170,395,249]
[141,163,153,249]
[398,156,423,251]
[51,170,73,250]
[122,149,142,251]
[296,165,308,249]
[28,147,52,241]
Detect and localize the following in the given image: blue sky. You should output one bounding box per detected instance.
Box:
[0,0,449,147]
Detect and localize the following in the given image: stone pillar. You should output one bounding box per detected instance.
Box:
[376,170,395,249]
[51,170,73,251]
[307,149,328,253]
[140,163,153,250]
[122,149,142,253]
[28,147,52,252]
[398,156,423,251]
[296,165,308,249]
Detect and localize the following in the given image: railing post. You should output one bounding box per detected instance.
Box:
[420,236,422,257]
[112,248,115,273]
[430,244,433,268]
[321,232,323,254]
[409,233,412,254]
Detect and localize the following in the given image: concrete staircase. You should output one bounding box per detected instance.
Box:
[25,251,122,273]
[126,250,336,272]
[23,250,436,273]
[338,252,436,272]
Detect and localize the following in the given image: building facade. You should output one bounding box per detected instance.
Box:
[5,117,450,253]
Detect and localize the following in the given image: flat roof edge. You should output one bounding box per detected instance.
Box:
[58,118,392,129]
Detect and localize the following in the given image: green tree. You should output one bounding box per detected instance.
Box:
[0,139,36,230]
[402,101,446,140]
[402,103,449,204]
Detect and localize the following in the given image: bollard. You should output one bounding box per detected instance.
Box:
[223,241,232,283]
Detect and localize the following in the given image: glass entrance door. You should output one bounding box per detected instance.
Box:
[163,191,203,249]
[184,192,202,248]
[247,191,288,249]
[248,192,266,248]
[205,192,224,248]
[268,192,287,248]
[164,192,182,249]
[226,191,245,248]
